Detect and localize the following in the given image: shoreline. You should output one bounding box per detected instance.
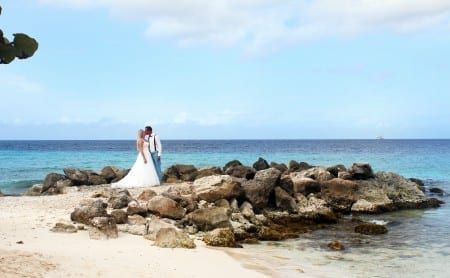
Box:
[0,184,278,278]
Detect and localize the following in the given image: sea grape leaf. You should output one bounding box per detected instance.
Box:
[0,43,16,64]
[13,33,38,59]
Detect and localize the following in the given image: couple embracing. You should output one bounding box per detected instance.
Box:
[112,126,162,188]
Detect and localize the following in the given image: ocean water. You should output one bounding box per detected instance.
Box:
[0,139,449,277]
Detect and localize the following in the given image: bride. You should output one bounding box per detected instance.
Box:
[111,129,160,188]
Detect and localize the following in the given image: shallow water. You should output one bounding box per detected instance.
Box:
[232,182,450,278]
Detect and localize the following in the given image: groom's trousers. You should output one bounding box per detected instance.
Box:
[150,152,162,182]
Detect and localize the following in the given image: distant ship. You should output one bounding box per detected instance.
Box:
[376,136,384,140]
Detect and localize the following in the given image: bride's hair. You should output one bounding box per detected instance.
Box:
[137,129,144,139]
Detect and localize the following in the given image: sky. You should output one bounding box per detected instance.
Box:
[1,0,450,140]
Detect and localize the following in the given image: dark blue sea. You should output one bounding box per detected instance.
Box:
[0,139,449,277]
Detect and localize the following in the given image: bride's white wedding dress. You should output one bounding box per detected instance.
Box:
[111,141,160,188]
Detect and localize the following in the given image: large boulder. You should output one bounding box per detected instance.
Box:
[289,174,320,195]
[88,216,118,240]
[242,168,281,211]
[195,166,223,179]
[194,175,243,203]
[223,160,242,172]
[137,189,157,201]
[153,228,196,249]
[274,187,297,212]
[225,165,256,179]
[298,167,334,182]
[147,196,186,220]
[70,199,108,225]
[186,207,231,231]
[100,166,117,182]
[87,172,108,185]
[63,167,89,185]
[110,209,128,224]
[126,200,148,216]
[144,217,180,240]
[161,192,197,213]
[270,162,288,174]
[203,228,241,248]
[253,157,270,171]
[108,189,134,209]
[320,178,359,212]
[296,196,338,223]
[42,173,68,193]
[326,164,347,178]
[288,161,311,173]
[348,163,375,180]
[23,184,43,196]
[162,164,198,182]
[279,175,294,194]
[352,171,439,212]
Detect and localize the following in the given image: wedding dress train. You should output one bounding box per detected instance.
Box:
[111,141,160,188]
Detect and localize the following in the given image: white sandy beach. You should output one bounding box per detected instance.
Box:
[0,185,271,278]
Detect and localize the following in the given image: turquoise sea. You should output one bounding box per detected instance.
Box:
[0,139,449,277]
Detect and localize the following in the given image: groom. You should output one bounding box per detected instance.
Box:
[145,125,162,183]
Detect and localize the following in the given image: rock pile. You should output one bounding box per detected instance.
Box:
[59,158,444,249]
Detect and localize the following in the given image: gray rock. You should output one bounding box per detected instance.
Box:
[186,207,231,231]
[225,165,256,179]
[126,200,148,216]
[194,175,243,203]
[42,173,67,193]
[111,209,128,224]
[50,222,78,233]
[274,187,297,212]
[64,167,89,185]
[101,166,117,182]
[70,199,108,225]
[203,228,240,247]
[153,228,196,248]
[88,216,118,239]
[348,162,375,180]
[242,168,281,211]
[253,157,270,171]
[23,184,44,196]
[223,160,242,172]
[147,196,186,220]
[289,174,320,195]
[109,189,134,209]
[320,178,359,212]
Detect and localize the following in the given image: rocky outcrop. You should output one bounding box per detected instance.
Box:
[59,159,444,248]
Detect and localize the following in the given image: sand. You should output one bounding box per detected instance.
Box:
[0,185,270,278]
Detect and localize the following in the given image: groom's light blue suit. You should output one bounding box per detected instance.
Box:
[148,134,162,182]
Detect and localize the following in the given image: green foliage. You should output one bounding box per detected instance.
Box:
[0,5,39,64]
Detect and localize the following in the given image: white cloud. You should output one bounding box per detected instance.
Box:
[31,1,450,51]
